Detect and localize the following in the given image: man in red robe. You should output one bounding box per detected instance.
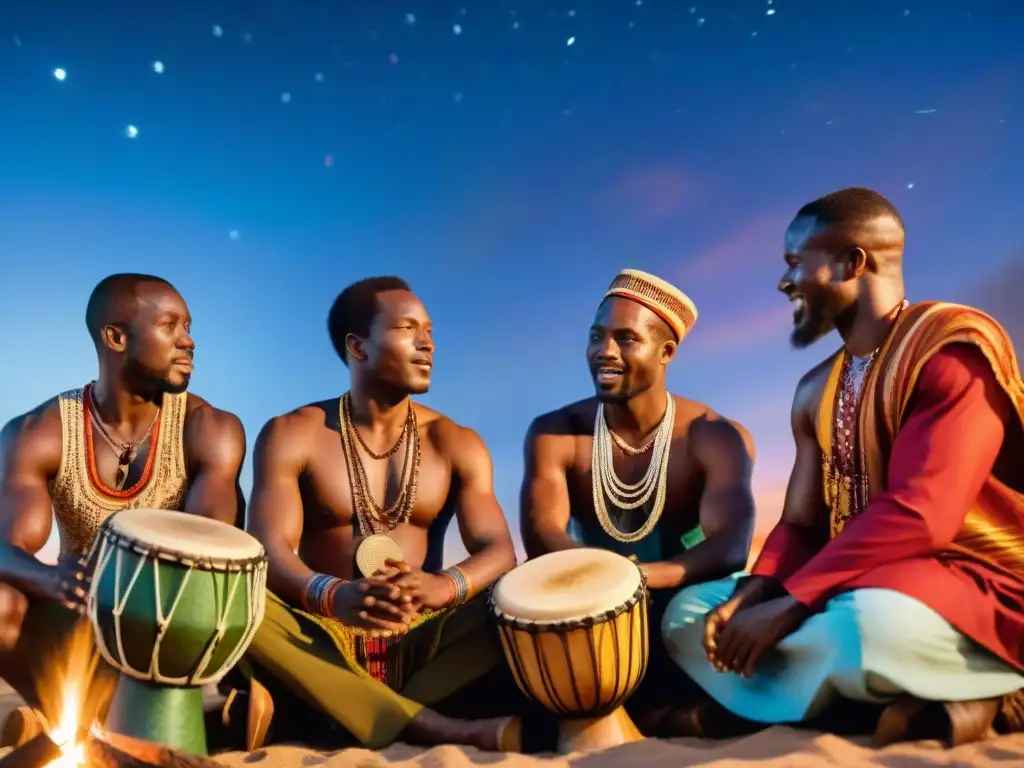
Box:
[661,187,1024,745]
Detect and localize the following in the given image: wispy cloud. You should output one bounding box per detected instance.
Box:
[679,213,786,281]
[598,164,698,225]
[971,257,1024,352]
[684,303,793,358]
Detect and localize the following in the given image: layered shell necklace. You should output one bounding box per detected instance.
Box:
[339,393,421,535]
[591,392,675,543]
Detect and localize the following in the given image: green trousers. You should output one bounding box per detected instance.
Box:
[240,592,514,749]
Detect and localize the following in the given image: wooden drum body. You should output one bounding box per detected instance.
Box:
[87,509,268,755]
[489,548,649,753]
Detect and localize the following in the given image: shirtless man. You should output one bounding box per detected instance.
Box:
[519,268,757,736]
[663,187,1024,745]
[242,276,521,752]
[0,273,246,741]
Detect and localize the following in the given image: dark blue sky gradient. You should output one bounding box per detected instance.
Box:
[2,1,1021,561]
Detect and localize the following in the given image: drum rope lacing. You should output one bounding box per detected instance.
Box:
[591,393,675,543]
[88,526,268,687]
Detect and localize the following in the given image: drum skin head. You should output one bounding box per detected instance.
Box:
[91,509,268,685]
[492,548,641,622]
[106,508,264,561]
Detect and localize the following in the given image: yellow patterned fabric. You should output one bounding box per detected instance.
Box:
[301,602,443,690]
[817,301,1024,577]
[49,387,189,558]
[816,350,866,538]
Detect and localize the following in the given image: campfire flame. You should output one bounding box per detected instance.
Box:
[46,682,84,768]
[37,620,113,768]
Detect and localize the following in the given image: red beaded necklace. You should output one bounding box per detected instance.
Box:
[83,382,161,499]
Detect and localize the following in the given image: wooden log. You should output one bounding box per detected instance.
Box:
[86,731,224,768]
[0,731,60,768]
[0,708,49,750]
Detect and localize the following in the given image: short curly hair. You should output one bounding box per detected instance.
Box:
[796,187,904,230]
[327,276,411,365]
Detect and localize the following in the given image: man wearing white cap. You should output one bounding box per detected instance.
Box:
[519,268,758,735]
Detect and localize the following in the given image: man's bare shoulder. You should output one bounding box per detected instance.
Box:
[255,399,338,462]
[670,396,755,459]
[183,393,244,441]
[0,397,64,472]
[528,398,595,440]
[416,406,490,463]
[794,349,843,416]
[669,393,714,425]
[409,400,445,430]
[798,350,842,391]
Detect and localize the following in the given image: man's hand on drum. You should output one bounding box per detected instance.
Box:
[332,578,418,634]
[53,556,91,616]
[374,558,454,611]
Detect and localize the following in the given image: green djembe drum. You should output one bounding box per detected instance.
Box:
[87,508,268,755]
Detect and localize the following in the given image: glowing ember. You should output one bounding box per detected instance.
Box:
[45,682,84,768]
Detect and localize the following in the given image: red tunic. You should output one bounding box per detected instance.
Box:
[754,345,1024,672]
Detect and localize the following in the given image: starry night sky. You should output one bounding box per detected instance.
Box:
[1,1,1021,564]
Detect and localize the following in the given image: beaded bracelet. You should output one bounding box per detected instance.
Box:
[302,572,346,617]
[440,565,472,607]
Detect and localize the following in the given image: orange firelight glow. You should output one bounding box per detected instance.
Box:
[37,619,113,768]
[46,682,85,768]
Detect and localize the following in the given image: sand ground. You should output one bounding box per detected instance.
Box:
[5,680,1024,767]
[215,730,1024,768]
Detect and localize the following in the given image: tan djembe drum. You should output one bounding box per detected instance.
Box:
[489,548,649,753]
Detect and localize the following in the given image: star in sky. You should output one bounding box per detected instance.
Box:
[2,2,1021,561]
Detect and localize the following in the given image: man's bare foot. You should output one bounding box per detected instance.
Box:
[472,716,522,752]
[875,696,1002,748]
[873,696,931,747]
[943,699,999,746]
[403,710,522,751]
[996,689,1024,734]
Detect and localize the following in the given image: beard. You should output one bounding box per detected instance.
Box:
[162,373,191,395]
[595,388,630,405]
[790,292,836,349]
[124,358,191,398]
[593,370,641,405]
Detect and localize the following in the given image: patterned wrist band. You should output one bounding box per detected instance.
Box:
[302,572,345,617]
[441,565,471,607]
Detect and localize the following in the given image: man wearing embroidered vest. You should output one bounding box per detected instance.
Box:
[662,187,1024,745]
[0,273,246,745]
[239,276,523,752]
[519,269,757,736]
